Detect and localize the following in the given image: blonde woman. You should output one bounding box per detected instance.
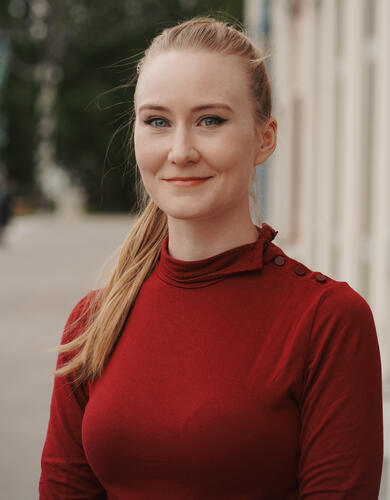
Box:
[39,16,383,499]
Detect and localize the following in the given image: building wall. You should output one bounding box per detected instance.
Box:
[245,0,390,497]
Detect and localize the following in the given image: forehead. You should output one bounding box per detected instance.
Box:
[135,50,250,110]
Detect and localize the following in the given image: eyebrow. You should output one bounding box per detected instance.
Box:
[138,103,234,113]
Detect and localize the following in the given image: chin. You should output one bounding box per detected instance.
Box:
[157,199,209,218]
[165,211,207,221]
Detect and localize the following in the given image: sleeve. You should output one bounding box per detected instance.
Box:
[39,291,107,500]
[298,282,384,499]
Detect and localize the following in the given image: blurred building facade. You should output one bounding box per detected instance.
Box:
[245,0,389,496]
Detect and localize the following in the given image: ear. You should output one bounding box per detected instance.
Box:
[254,117,277,166]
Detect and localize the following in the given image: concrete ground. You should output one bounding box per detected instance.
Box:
[0,212,135,499]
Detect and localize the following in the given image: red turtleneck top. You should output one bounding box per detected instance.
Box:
[39,223,383,499]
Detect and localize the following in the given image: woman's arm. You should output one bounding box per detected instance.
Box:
[39,292,107,500]
[298,282,383,499]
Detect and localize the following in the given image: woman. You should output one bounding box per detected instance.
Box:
[39,16,383,499]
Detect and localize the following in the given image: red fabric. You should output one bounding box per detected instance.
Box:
[39,222,383,499]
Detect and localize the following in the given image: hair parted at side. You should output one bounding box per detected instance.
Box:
[54,15,273,384]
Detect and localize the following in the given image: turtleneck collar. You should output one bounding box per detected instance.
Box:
[155,222,278,288]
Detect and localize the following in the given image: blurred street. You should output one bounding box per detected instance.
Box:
[0,212,135,498]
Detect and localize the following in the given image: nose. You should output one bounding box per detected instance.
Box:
[167,126,200,165]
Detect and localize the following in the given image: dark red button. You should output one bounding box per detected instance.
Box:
[315,273,327,283]
[273,255,285,266]
[294,265,306,276]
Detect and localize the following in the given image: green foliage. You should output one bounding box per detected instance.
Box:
[1,0,243,212]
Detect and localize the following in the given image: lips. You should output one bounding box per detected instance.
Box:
[165,177,212,186]
[166,177,212,181]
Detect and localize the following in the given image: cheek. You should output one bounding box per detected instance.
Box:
[133,127,143,167]
[134,134,159,176]
[208,133,254,176]
[210,129,253,161]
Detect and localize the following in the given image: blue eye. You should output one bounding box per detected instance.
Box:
[200,116,227,126]
[144,117,167,128]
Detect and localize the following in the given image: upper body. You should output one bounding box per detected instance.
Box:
[39,222,383,499]
[39,16,383,500]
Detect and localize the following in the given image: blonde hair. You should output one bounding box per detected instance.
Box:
[54,15,273,384]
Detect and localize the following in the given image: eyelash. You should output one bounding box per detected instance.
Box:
[143,116,228,128]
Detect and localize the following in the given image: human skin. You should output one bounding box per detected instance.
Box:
[133,49,277,261]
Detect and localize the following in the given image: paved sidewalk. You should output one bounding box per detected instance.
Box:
[0,212,135,499]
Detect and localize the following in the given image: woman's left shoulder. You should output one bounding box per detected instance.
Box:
[310,279,375,333]
[267,242,374,320]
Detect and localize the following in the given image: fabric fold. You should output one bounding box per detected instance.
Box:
[155,222,278,288]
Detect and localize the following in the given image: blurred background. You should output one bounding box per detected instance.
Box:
[0,0,388,498]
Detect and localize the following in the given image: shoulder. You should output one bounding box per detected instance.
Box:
[259,233,380,381]
[61,289,102,345]
[264,241,374,324]
[265,241,334,289]
[57,289,103,371]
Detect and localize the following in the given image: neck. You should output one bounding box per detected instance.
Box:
[166,211,260,261]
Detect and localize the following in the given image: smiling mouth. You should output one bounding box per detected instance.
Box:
[165,177,212,180]
[164,177,212,186]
